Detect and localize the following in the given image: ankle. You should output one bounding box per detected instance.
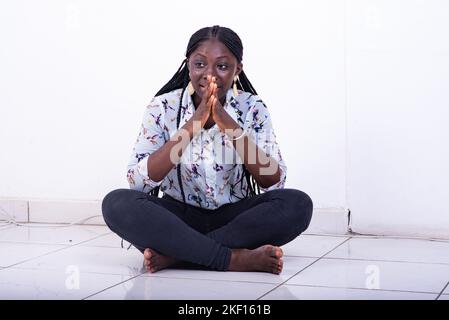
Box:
[229,249,247,271]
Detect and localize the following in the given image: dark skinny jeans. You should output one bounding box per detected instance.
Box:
[101,188,313,271]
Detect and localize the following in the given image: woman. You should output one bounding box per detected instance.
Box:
[102,25,313,274]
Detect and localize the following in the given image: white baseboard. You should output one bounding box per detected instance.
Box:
[28,199,105,225]
[0,198,104,225]
[0,198,350,235]
[304,207,350,235]
[0,198,29,223]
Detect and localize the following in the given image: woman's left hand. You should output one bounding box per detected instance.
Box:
[208,77,240,132]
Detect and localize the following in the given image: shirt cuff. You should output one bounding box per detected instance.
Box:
[259,166,287,193]
[137,155,164,189]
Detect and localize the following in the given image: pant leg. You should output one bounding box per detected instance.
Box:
[101,188,231,271]
[206,188,313,249]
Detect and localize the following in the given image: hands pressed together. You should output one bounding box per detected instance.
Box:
[202,74,220,112]
[196,75,234,131]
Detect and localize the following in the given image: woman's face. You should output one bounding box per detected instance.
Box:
[187,38,242,103]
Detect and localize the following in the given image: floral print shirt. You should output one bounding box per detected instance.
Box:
[127,88,287,210]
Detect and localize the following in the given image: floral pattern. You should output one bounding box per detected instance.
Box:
[127,88,287,209]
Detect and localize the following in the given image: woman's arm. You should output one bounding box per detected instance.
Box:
[212,105,282,189]
[231,127,281,189]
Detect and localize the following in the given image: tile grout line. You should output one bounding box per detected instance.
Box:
[83,272,290,300]
[144,273,286,286]
[304,233,449,243]
[257,236,353,300]
[81,273,146,300]
[435,281,449,300]
[138,273,287,286]
[135,255,447,293]
[0,231,112,247]
[3,232,113,269]
[283,283,441,296]
[345,233,449,243]
[313,256,449,266]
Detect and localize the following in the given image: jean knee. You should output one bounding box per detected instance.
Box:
[278,189,314,232]
[101,188,132,226]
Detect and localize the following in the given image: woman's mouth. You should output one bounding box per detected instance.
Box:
[198,84,222,94]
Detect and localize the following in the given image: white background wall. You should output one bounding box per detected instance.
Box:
[0,0,448,237]
[346,0,449,238]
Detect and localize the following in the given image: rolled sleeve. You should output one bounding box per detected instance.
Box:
[126,97,167,193]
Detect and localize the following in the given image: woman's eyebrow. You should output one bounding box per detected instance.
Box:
[192,53,230,59]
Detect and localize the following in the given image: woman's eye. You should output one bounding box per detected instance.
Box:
[195,62,205,68]
[218,64,228,70]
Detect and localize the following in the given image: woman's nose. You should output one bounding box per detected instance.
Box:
[203,66,217,79]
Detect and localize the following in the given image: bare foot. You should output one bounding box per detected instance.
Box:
[143,248,178,273]
[228,245,283,274]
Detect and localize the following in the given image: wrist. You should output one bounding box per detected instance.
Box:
[196,107,211,124]
[182,117,201,139]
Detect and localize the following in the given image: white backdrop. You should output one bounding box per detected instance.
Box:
[346,0,449,237]
[0,0,448,237]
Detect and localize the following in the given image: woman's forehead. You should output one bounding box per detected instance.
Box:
[190,39,235,60]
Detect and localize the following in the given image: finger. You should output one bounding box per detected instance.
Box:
[207,81,216,100]
[208,95,215,109]
[207,75,216,91]
[209,80,216,93]
[207,75,215,83]
[207,94,213,108]
[144,249,152,259]
[207,94,215,109]
[201,81,213,104]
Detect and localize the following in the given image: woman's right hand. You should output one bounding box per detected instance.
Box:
[193,75,218,128]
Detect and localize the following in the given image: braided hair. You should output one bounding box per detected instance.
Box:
[150,25,261,201]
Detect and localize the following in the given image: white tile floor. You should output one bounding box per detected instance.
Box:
[0,223,448,300]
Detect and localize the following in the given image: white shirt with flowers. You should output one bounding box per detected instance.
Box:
[127,88,287,210]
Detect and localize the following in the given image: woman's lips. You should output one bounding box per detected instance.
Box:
[198,84,221,91]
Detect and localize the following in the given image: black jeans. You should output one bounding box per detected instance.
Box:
[101,188,313,271]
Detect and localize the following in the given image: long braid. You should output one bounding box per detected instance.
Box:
[239,70,260,195]
[176,74,189,205]
[237,71,257,96]
[155,59,188,97]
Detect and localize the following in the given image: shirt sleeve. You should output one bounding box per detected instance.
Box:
[243,95,287,192]
[126,97,167,193]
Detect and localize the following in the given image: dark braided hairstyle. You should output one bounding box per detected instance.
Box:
[149,25,261,200]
